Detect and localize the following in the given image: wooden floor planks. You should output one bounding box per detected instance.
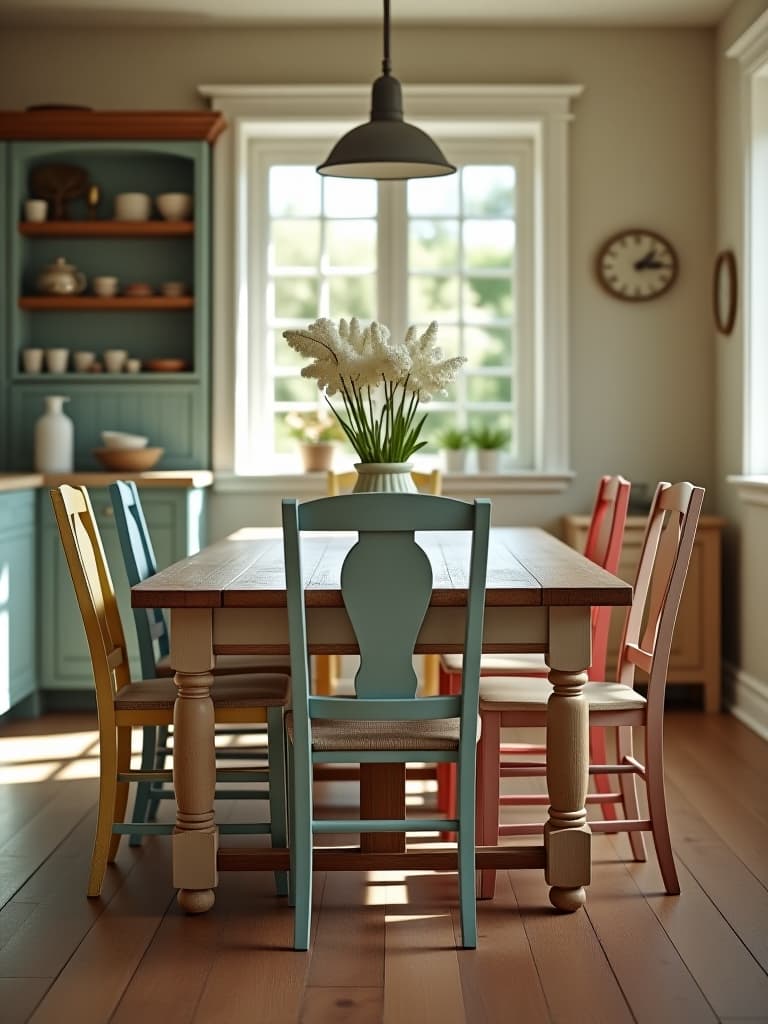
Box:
[0,710,766,1023]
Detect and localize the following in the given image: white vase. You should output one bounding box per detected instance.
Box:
[476,449,501,473]
[352,462,417,493]
[34,395,74,472]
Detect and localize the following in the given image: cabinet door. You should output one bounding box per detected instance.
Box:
[39,487,204,691]
[0,490,37,712]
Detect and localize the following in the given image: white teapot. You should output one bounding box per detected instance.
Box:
[36,256,87,296]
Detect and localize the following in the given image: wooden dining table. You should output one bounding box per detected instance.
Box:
[131,525,631,915]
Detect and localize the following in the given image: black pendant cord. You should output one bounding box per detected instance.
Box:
[382,0,391,76]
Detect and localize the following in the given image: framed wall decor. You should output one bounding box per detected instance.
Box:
[713,249,738,335]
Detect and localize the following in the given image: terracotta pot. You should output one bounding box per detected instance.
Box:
[299,441,335,472]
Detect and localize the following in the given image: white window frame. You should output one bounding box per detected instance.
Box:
[199,84,582,490]
[728,13,768,480]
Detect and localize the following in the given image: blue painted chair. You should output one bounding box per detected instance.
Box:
[282,492,490,950]
[51,484,289,897]
[109,480,291,849]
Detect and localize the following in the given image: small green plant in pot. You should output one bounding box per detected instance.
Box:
[435,426,469,473]
[286,410,345,472]
[470,424,510,473]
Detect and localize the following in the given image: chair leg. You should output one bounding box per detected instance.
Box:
[435,664,452,812]
[477,710,502,899]
[129,725,158,846]
[589,725,619,821]
[438,670,461,835]
[292,750,314,951]
[286,741,296,908]
[457,755,477,949]
[108,726,132,862]
[267,707,288,897]
[617,726,647,862]
[147,724,171,821]
[645,726,680,895]
[88,726,118,898]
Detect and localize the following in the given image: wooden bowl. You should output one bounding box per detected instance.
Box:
[93,446,164,471]
[145,358,188,373]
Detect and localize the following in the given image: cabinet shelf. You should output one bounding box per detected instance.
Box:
[19,220,194,238]
[18,295,194,311]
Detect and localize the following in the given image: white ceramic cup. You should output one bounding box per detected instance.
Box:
[155,192,193,221]
[114,192,151,221]
[73,350,96,372]
[24,199,48,222]
[125,358,142,374]
[103,348,128,373]
[21,347,44,373]
[91,275,119,297]
[45,348,70,373]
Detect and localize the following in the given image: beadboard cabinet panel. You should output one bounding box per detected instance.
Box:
[38,486,205,692]
[11,384,204,471]
[0,490,37,713]
[564,514,724,712]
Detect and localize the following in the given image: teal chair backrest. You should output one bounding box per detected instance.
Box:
[109,479,170,679]
[281,492,491,736]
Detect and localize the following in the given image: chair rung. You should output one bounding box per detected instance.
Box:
[591,818,651,833]
[218,823,273,835]
[500,764,547,775]
[312,818,457,834]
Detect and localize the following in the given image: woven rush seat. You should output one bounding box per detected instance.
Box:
[441,651,548,674]
[286,712,482,751]
[479,677,647,712]
[155,652,291,676]
[115,673,290,711]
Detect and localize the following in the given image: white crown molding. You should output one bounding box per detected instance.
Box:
[726,9,768,70]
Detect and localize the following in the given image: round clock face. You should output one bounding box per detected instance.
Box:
[596,229,678,302]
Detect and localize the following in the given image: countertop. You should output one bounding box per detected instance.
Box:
[0,470,213,492]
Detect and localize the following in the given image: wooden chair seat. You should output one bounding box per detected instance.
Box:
[115,673,289,712]
[286,711,481,750]
[479,677,647,713]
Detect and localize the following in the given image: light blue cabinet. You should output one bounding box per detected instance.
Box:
[38,484,206,699]
[0,490,37,715]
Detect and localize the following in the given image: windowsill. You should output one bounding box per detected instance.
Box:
[213,469,575,496]
[727,475,768,506]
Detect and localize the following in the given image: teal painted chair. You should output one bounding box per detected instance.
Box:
[109,480,291,853]
[282,492,490,950]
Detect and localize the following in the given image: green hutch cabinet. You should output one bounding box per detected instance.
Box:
[0,110,226,471]
[0,488,38,715]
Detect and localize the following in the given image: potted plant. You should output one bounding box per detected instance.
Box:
[470,424,510,473]
[285,409,345,472]
[435,426,469,473]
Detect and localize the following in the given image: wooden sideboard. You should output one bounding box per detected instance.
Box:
[563,514,724,712]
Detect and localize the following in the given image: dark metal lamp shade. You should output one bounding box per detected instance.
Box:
[317,73,455,181]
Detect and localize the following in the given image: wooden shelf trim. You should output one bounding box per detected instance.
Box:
[0,110,226,143]
[19,220,194,237]
[19,296,194,311]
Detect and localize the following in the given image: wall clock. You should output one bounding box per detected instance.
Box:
[713,249,737,335]
[596,228,678,302]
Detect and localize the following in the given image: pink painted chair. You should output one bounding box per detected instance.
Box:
[476,480,705,898]
[437,474,631,824]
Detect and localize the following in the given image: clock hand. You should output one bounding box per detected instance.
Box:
[634,248,656,270]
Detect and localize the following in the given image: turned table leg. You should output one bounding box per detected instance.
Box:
[544,605,591,912]
[170,608,218,913]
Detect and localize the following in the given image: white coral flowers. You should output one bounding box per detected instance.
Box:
[283,317,466,464]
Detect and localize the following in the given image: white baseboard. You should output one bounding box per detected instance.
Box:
[723,661,768,741]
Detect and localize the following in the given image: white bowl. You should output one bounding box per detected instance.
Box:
[114,192,151,221]
[101,430,149,450]
[155,192,193,221]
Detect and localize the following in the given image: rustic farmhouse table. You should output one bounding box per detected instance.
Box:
[131,525,631,914]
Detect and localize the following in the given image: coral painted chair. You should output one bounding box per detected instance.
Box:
[477,480,705,898]
[282,492,490,949]
[438,474,631,823]
[51,484,289,898]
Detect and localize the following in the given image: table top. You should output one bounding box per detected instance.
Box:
[132,526,632,611]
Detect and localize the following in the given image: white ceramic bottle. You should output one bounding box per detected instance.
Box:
[34,395,74,472]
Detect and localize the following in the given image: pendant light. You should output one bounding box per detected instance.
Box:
[317,0,456,180]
